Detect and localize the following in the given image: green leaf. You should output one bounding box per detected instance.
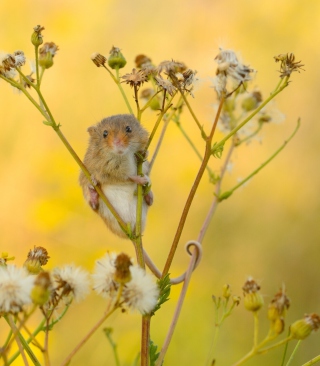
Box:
[42,120,54,126]
[149,340,160,366]
[152,274,171,314]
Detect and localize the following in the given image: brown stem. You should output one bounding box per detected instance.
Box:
[141,315,151,366]
[162,96,225,276]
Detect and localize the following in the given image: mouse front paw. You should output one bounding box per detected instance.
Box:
[88,185,99,210]
[129,174,150,186]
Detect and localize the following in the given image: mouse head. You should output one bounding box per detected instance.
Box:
[88,114,149,155]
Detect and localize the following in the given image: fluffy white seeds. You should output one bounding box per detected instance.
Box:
[0,265,35,313]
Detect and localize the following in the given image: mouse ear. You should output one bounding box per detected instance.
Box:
[87,126,96,136]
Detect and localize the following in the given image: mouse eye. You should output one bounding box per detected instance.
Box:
[125,126,132,133]
[103,130,108,138]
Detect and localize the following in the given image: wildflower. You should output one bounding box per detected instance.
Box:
[212,73,227,98]
[155,75,176,96]
[121,68,148,88]
[274,53,304,78]
[268,286,290,321]
[24,246,50,274]
[122,265,159,314]
[92,252,118,300]
[290,313,320,340]
[242,277,264,312]
[52,264,90,303]
[91,52,107,67]
[31,25,45,46]
[0,265,35,313]
[108,46,127,69]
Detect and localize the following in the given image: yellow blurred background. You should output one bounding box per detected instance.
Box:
[1,0,320,365]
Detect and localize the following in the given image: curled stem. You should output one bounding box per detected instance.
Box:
[162,96,225,276]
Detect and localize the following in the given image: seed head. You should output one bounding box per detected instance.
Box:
[121,68,148,88]
[91,52,107,67]
[242,277,264,312]
[31,25,45,46]
[108,46,127,69]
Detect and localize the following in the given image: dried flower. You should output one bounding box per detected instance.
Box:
[52,264,90,303]
[91,52,107,67]
[92,252,118,300]
[24,246,50,274]
[242,277,264,312]
[290,313,320,340]
[114,253,132,284]
[108,46,127,69]
[274,53,304,78]
[0,265,35,313]
[157,60,186,75]
[122,68,148,88]
[135,54,152,68]
[93,252,159,314]
[122,265,159,314]
[155,76,176,96]
[13,50,26,67]
[268,286,290,321]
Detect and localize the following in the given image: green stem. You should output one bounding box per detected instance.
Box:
[285,340,301,366]
[236,121,263,146]
[301,355,320,366]
[4,315,41,366]
[212,76,290,154]
[219,119,300,201]
[60,303,121,366]
[34,45,40,86]
[254,311,259,348]
[112,66,134,115]
[145,91,173,151]
[173,114,216,182]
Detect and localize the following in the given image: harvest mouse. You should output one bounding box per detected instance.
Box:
[79,114,153,238]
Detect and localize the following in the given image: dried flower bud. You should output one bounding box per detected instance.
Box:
[242,277,264,312]
[268,287,290,321]
[91,52,107,67]
[290,313,320,340]
[24,246,50,274]
[31,271,52,305]
[31,25,45,46]
[135,54,152,68]
[114,253,132,284]
[108,46,127,69]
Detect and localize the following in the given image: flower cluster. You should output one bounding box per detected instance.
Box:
[92,252,159,314]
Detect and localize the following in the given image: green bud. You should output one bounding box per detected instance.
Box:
[219,191,233,201]
[244,292,264,312]
[31,25,45,46]
[290,319,313,340]
[108,46,127,69]
[39,51,53,69]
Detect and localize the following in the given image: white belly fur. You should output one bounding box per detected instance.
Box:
[99,183,147,237]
